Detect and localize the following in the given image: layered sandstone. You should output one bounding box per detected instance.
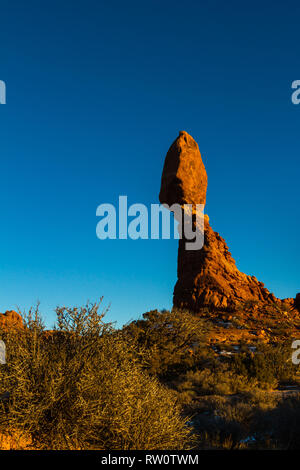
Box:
[160,131,292,312]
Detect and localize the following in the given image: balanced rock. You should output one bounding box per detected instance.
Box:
[160,131,284,312]
[159,131,207,208]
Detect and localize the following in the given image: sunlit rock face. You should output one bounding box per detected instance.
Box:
[159,130,207,208]
[0,310,23,330]
[160,131,289,312]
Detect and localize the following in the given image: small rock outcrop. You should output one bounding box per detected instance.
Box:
[0,310,23,329]
[160,131,292,312]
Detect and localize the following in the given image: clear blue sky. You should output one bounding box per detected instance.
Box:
[0,0,299,328]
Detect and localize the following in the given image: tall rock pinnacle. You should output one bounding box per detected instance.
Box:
[160,131,289,312]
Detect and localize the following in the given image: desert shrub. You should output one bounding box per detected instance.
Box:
[0,301,192,450]
[253,396,300,449]
[194,395,228,411]
[245,395,300,449]
[177,364,257,399]
[190,396,255,449]
[233,343,296,389]
[240,389,279,409]
[122,309,211,378]
[189,393,284,450]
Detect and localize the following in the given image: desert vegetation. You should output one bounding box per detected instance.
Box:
[0,301,300,450]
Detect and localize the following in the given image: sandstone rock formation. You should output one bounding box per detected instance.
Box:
[0,310,23,329]
[175,216,282,311]
[160,131,292,312]
[159,131,207,208]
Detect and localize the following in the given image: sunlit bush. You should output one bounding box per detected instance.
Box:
[0,302,192,450]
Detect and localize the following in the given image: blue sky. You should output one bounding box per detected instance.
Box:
[0,0,299,328]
